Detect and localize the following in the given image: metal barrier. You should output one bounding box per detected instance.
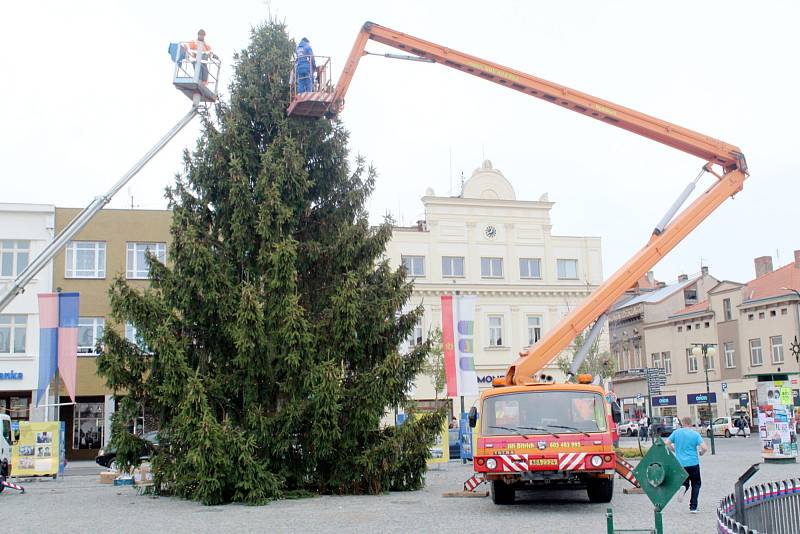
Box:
[717,478,800,533]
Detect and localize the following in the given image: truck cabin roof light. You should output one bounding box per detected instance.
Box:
[577,374,593,384]
[491,377,506,387]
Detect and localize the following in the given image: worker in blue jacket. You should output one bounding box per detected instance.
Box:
[295,37,316,93]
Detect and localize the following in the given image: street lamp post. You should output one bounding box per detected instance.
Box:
[691,343,718,455]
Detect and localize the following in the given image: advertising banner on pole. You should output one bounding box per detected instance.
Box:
[440,295,478,397]
[11,421,61,476]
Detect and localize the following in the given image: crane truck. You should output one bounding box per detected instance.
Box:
[288,22,748,504]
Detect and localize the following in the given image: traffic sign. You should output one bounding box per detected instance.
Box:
[636,393,643,401]
[721,382,728,392]
[632,439,689,511]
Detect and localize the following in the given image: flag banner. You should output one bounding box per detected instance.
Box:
[454,295,478,396]
[36,293,59,406]
[440,295,458,397]
[441,295,478,397]
[57,292,80,402]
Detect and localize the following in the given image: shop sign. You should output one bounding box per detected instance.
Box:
[0,370,23,380]
[687,392,717,405]
[652,395,677,407]
[477,374,503,385]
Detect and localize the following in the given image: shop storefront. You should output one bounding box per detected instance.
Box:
[0,390,31,422]
[651,395,677,418]
[59,395,108,461]
[687,392,718,425]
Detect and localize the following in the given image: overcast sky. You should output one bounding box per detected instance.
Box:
[2,1,798,285]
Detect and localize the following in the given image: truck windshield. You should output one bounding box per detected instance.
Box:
[482,390,607,436]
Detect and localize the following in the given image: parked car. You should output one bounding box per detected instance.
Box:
[649,416,674,438]
[617,420,639,437]
[95,431,160,468]
[707,416,751,438]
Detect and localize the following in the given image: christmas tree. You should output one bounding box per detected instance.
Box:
[97,20,443,505]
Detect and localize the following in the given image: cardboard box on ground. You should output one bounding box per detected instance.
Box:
[98,462,152,486]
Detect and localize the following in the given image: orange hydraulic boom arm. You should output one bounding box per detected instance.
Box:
[306,22,748,386]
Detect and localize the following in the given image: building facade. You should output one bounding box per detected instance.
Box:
[610,252,800,425]
[386,161,604,415]
[0,203,55,424]
[53,207,172,460]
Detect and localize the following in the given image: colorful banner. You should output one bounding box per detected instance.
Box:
[440,296,458,397]
[440,295,478,397]
[36,292,80,405]
[454,296,478,396]
[11,421,61,476]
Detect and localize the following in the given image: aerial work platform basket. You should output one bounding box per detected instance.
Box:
[170,41,221,103]
[288,56,335,118]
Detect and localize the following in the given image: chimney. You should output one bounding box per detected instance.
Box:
[646,271,655,285]
[678,274,689,283]
[701,266,709,276]
[754,256,773,278]
[794,249,800,269]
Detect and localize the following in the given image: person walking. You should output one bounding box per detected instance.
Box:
[639,414,649,442]
[295,37,316,93]
[664,416,708,513]
[735,416,747,437]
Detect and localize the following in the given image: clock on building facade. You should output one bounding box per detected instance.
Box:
[484,225,497,239]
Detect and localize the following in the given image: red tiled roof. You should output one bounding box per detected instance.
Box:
[672,299,710,317]
[744,262,800,302]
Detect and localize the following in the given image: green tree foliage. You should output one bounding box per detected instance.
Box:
[96,20,443,505]
[556,328,615,382]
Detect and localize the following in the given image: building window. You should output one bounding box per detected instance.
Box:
[781,308,788,315]
[677,326,682,332]
[488,316,503,346]
[441,256,464,277]
[704,351,715,371]
[73,402,104,450]
[687,348,698,373]
[519,258,542,279]
[77,317,105,355]
[0,315,26,354]
[0,240,30,277]
[662,351,672,375]
[615,351,622,370]
[724,342,735,368]
[758,312,765,319]
[401,255,425,277]
[748,314,754,321]
[556,259,578,280]
[770,335,784,364]
[695,323,701,330]
[749,338,763,366]
[126,242,166,279]
[687,324,692,331]
[125,322,151,353]
[408,320,424,347]
[622,347,629,370]
[723,298,732,321]
[651,352,661,368]
[526,315,542,345]
[66,241,106,278]
[481,257,503,278]
[704,321,710,328]
[769,310,776,317]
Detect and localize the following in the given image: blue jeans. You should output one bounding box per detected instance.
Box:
[682,464,702,510]
[296,69,312,92]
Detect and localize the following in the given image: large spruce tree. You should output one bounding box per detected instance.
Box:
[97,20,442,505]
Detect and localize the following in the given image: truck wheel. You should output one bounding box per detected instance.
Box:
[724,429,731,438]
[490,480,515,505]
[587,477,614,503]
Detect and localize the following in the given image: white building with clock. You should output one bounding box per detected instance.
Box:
[386,160,604,416]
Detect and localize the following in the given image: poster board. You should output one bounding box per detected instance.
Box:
[11,421,61,476]
[418,414,449,464]
[756,380,798,460]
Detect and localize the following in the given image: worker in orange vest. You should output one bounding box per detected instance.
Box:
[186,29,217,84]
